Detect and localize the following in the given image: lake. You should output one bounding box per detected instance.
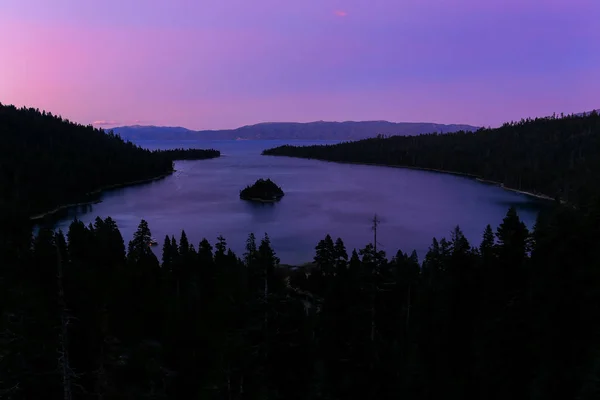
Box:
[48,140,544,264]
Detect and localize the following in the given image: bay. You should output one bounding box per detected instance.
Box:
[48,140,543,264]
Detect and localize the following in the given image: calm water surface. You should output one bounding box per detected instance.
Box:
[49,140,544,264]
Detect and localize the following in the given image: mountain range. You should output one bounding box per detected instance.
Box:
[110,121,480,141]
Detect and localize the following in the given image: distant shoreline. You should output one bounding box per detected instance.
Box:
[264,155,558,202]
[29,170,176,221]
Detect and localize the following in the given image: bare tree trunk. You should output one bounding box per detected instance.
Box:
[369,283,376,372]
[56,245,72,400]
[227,366,232,400]
[264,263,268,349]
[406,285,411,333]
[96,364,106,400]
[370,295,375,343]
[263,265,269,399]
[95,304,108,400]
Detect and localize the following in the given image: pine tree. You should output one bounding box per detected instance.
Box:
[245,233,263,295]
[161,235,172,270]
[348,249,362,281]
[179,230,189,257]
[450,225,470,256]
[480,224,495,260]
[127,219,154,264]
[258,233,280,291]
[314,234,335,276]
[359,243,386,273]
[55,230,68,264]
[215,235,228,267]
[408,250,418,265]
[67,218,92,266]
[244,233,258,266]
[198,238,213,263]
[170,236,178,260]
[334,237,348,273]
[496,207,530,265]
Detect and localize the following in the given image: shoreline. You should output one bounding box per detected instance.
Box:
[262,154,480,179]
[264,155,558,202]
[500,186,557,202]
[240,195,284,203]
[29,170,176,221]
[475,178,557,202]
[87,170,175,195]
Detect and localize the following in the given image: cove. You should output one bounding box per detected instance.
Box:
[44,140,545,264]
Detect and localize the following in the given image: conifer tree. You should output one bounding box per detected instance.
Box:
[162,235,173,270]
[244,232,258,266]
[334,237,348,273]
[127,219,155,265]
[480,224,495,260]
[496,207,530,265]
[258,233,280,295]
[214,235,228,266]
[179,230,189,257]
[198,238,213,265]
[170,235,178,259]
[314,234,335,276]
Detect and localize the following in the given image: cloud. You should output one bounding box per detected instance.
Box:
[334,10,347,17]
[92,119,148,126]
[92,120,120,126]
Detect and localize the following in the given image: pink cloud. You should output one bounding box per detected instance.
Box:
[92,119,150,127]
[92,120,120,126]
[334,10,347,17]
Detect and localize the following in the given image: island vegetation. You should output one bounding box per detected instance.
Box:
[263,111,600,204]
[240,178,285,202]
[157,148,220,160]
[2,105,600,399]
[0,104,220,220]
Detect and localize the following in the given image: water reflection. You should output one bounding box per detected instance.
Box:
[40,140,544,264]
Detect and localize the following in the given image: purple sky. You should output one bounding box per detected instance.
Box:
[1,0,598,130]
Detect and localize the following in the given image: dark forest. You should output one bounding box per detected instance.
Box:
[0,104,219,220]
[3,203,600,399]
[1,106,600,399]
[263,111,600,205]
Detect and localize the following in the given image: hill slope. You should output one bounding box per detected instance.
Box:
[263,112,600,204]
[0,104,218,218]
[112,120,479,141]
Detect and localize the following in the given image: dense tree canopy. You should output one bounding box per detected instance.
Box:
[158,148,220,160]
[0,104,219,218]
[240,178,285,201]
[263,111,600,204]
[1,203,599,399]
[2,106,600,399]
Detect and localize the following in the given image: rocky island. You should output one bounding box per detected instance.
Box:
[240,178,285,202]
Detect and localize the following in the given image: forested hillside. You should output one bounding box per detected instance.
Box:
[2,106,600,399]
[263,112,600,203]
[2,203,599,399]
[0,104,219,218]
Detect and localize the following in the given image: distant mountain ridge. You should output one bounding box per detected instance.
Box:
[111,121,480,141]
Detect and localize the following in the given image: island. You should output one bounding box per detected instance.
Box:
[157,148,220,161]
[240,178,285,202]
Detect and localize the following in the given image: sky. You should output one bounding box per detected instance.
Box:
[1,0,599,130]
